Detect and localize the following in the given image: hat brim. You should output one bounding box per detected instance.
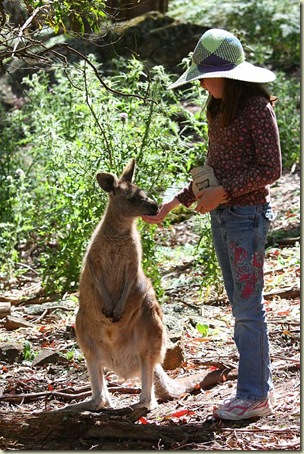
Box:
[168,61,276,89]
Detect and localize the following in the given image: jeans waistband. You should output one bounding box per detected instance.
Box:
[214,202,271,212]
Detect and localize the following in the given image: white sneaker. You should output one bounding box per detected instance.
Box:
[213,396,273,420]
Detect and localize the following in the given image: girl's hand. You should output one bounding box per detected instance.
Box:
[195,186,228,214]
[142,205,168,224]
[142,198,180,224]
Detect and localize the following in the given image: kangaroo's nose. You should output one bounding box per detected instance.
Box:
[149,201,159,215]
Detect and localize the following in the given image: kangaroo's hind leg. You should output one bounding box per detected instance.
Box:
[84,354,112,408]
[132,355,158,410]
[59,353,112,411]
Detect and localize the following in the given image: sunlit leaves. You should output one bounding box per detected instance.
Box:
[25,0,107,34]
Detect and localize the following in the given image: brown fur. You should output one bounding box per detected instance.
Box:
[62,159,199,411]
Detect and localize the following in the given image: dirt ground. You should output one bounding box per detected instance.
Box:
[0,171,300,450]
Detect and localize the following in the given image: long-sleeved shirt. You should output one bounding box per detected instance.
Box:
[177,95,282,208]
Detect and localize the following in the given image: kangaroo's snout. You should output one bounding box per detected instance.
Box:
[146,200,159,216]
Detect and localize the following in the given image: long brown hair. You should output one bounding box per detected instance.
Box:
[206,79,278,127]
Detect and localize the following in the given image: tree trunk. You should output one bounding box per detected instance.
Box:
[0,367,237,449]
[0,408,212,450]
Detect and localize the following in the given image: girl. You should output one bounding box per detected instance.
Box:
[142,29,282,420]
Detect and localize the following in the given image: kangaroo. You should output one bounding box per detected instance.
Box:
[63,159,201,412]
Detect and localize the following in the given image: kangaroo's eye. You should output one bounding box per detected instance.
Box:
[128,195,137,203]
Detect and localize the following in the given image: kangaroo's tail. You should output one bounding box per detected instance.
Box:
[153,364,202,400]
[154,363,238,401]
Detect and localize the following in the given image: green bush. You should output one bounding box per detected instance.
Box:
[168,0,300,71]
[0,48,299,298]
[272,72,300,170]
[0,57,208,295]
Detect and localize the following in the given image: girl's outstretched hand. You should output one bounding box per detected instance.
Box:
[142,197,180,224]
[141,206,167,224]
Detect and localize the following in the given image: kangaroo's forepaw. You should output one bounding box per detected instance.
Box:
[102,308,113,318]
[102,308,122,322]
[111,312,122,323]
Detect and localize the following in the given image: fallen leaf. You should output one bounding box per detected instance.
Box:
[164,409,195,419]
[138,416,149,424]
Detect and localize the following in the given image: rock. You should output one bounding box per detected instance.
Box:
[163,313,183,337]
[163,337,185,370]
[0,342,24,363]
[32,349,60,367]
[0,302,11,318]
[4,315,33,331]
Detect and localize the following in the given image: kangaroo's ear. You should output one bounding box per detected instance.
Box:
[96,172,118,193]
[120,158,136,183]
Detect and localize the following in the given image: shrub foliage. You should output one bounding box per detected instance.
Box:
[0,58,207,294]
[0,0,299,298]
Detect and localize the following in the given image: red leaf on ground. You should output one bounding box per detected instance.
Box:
[165,409,195,419]
[138,417,149,424]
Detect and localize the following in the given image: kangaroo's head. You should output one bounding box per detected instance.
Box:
[96,159,159,218]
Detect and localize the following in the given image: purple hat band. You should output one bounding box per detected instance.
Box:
[197,62,236,73]
[196,53,237,73]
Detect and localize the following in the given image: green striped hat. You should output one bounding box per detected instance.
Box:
[168,29,275,89]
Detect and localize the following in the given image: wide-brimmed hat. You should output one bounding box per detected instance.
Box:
[168,29,275,89]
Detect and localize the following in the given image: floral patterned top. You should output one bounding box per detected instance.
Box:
[176,95,282,208]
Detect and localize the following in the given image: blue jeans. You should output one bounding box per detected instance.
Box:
[210,204,274,401]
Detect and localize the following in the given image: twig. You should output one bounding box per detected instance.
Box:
[215,427,299,434]
[187,359,238,370]
[277,236,300,245]
[33,308,48,323]
[31,305,75,323]
[268,320,300,327]
[264,286,300,299]
[12,6,49,57]
[180,300,201,311]
[15,294,63,306]
[82,60,113,165]
[0,390,91,403]
[271,355,300,363]
[0,384,140,403]
[162,260,195,276]
[264,266,286,275]
[57,43,155,103]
